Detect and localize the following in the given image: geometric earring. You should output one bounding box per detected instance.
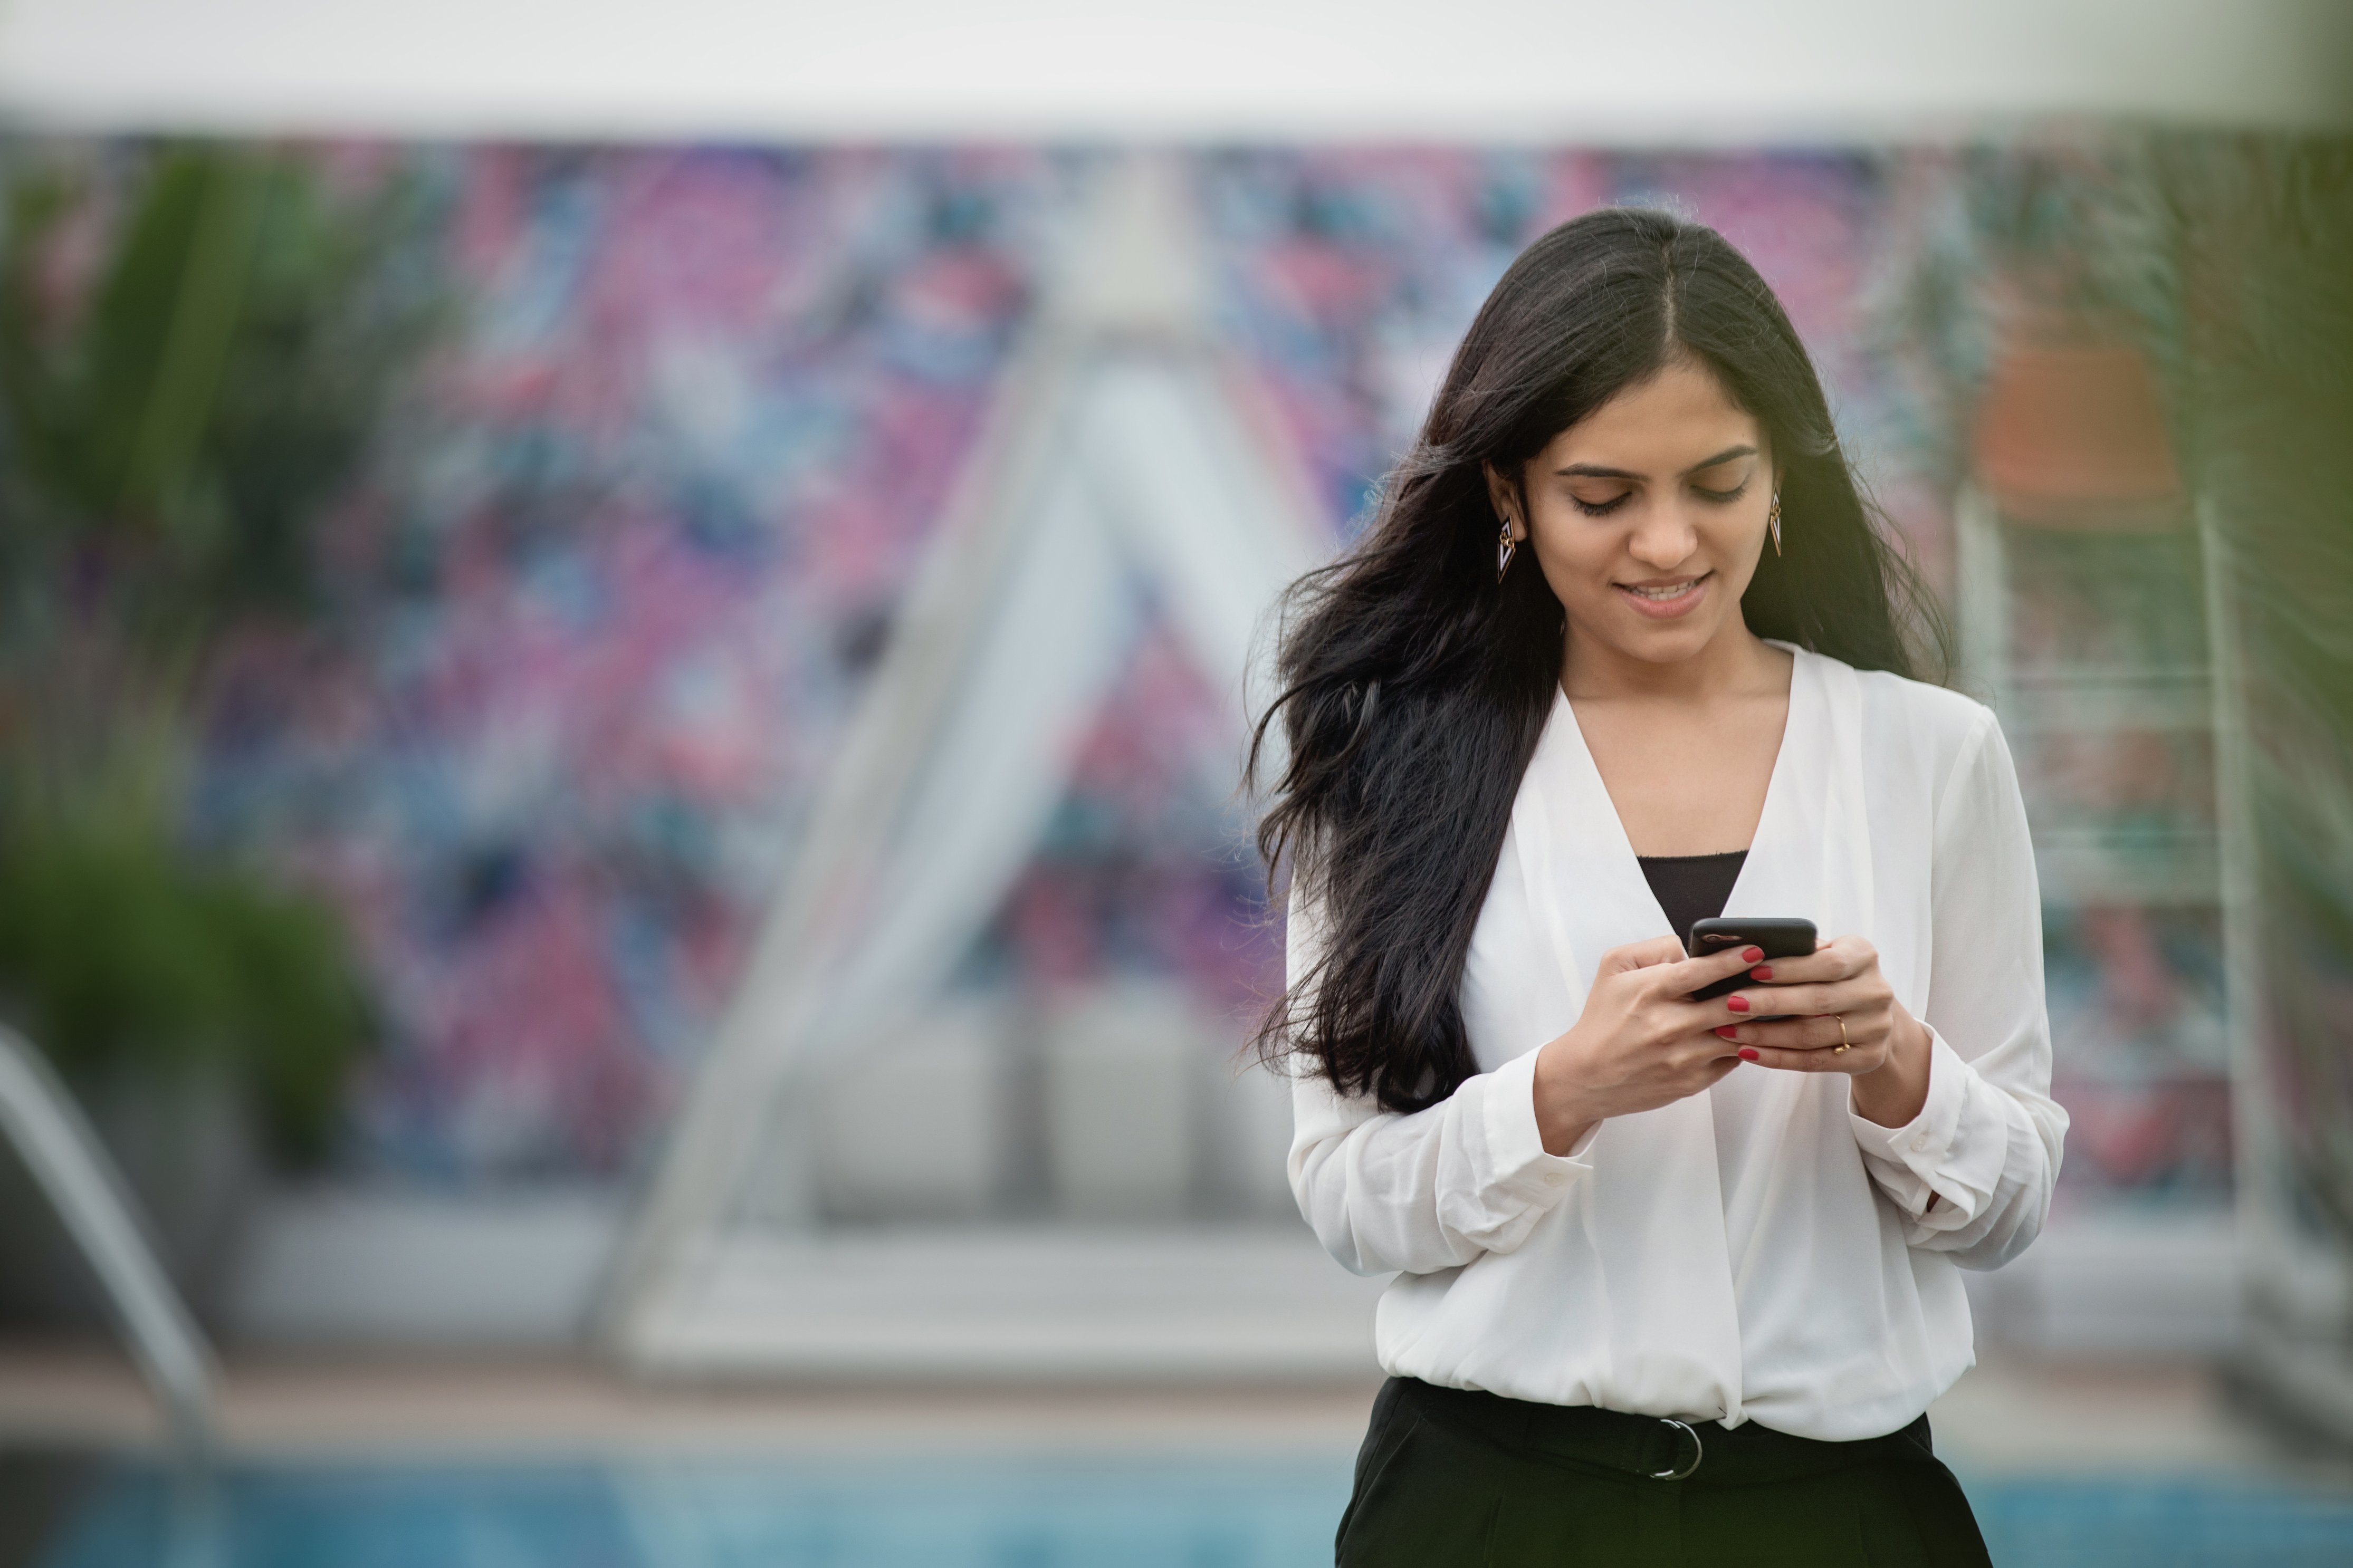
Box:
[1496,517,1518,583]
[1766,490,1783,557]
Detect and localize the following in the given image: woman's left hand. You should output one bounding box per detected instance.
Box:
[1711,935,1933,1127]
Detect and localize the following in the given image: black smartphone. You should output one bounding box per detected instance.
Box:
[1686,917,1818,1003]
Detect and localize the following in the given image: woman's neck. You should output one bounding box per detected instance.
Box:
[1558,618,1786,705]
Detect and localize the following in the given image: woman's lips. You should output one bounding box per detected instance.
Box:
[1614,573,1710,620]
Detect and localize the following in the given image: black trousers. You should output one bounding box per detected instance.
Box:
[1337,1378,1993,1567]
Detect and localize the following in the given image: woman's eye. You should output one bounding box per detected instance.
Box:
[1570,492,1631,517]
[1692,480,1751,504]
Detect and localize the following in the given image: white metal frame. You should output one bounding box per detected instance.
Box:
[0,1023,215,1458]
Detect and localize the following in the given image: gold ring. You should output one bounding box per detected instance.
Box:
[1832,1016,1850,1055]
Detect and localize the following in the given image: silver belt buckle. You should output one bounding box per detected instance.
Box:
[1649,1417,1704,1480]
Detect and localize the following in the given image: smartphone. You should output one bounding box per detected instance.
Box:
[1686,917,1818,1003]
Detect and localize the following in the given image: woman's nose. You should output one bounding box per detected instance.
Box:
[1627,512,1698,569]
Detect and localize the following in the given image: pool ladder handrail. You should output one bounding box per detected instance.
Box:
[0,1022,216,1462]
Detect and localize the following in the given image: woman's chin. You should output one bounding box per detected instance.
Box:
[1588,607,1738,667]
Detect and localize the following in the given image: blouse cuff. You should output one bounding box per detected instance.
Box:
[1480,1047,1596,1205]
[1847,1028,1971,1216]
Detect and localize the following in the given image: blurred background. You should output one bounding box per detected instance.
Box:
[2,2,2352,1564]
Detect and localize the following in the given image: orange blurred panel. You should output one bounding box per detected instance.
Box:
[1973,344,2183,526]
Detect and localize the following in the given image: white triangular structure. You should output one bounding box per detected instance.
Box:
[601,157,1359,1369]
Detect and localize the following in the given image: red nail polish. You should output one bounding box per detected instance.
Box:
[1726,996,1749,1013]
[1737,1047,1760,1062]
[1750,966,1773,981]
[1742,946,1763,963]
[1715,1025,1737,1038]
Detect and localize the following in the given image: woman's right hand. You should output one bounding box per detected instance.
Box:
[1530,936,1762,1154]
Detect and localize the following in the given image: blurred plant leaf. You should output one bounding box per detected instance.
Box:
[0,816,376,1164]
[0,141,444,657]
[0,139,442,1165]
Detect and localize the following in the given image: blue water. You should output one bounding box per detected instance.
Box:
[35,1457,2353,1567]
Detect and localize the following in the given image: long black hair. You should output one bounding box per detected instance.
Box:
[1250,206,1943,1114]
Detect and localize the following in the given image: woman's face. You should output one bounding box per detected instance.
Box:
[1488,357,1775,670]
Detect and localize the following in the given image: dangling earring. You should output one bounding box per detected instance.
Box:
[1496,517,1518,582]
[1766,490,1783,557]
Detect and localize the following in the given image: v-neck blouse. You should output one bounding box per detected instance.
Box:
[1286,648,2068,1442]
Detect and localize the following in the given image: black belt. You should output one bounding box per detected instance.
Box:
[1391,1377,1936,1488]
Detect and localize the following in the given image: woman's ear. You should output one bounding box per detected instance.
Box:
[1482,461,1524,540]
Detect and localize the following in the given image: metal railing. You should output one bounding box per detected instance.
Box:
[0,1022,215,1461]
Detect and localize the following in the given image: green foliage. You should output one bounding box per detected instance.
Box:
[0,821,375,1164]
[0,140,443,1165]
[0,143,442,639]
[2150,138,2353,1242]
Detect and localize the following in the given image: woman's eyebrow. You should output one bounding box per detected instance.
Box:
[1682,444,1758,474]
[1554,444,1758,481]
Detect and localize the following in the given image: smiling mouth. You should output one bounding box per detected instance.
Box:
[1617,574,1709,603]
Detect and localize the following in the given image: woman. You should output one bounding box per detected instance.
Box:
[1251,209,2066,1566]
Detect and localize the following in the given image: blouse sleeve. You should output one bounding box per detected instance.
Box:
[1847,708,2070,1268]
[1284,889,1594,1277]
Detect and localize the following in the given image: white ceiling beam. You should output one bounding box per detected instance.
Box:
[4,0,2348,143]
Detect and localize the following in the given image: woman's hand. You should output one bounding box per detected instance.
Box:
[1531,937,1761,1154]
[1711,935,1933,1127]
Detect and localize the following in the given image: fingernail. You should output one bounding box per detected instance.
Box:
[1726,996,1749,1013]
[1715,1025,1738,1038]
[1737,1047,1760,1062]
[1749,965,1773,981]
[1742,946,1763,963]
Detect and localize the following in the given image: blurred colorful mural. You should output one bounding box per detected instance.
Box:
[41,143,2211,1195]
[192,148,1065,1177]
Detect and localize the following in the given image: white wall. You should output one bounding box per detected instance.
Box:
[3,0,2348,142]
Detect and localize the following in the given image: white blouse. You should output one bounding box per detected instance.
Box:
[1287,647,2068,1442]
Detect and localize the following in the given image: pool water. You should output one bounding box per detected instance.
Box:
[31,1457,2353,1567]
[33,1459,1346,1568]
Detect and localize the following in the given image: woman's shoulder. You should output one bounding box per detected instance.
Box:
[1797,647,1998,761]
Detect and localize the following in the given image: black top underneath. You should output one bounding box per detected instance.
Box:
[1637,850,1748,948]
